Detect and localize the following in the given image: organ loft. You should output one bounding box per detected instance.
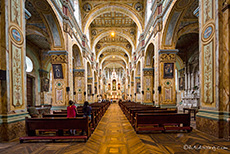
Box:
[0,0,230,153]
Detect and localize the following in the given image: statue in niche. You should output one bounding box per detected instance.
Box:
[112,80,116,91]
[42,78,50,92]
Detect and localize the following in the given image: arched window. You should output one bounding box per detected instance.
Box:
[26,56,33,73]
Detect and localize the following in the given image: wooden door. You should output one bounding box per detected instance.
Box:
[27,75,34,106]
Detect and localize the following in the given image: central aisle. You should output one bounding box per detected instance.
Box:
[84,103,150,154]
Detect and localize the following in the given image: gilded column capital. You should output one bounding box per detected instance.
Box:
[159,49,178,62]
[73,69,85,77]
[48,50,68,63]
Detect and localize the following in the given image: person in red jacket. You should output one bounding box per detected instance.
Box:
[67,100,77,135]
[67,100,77,118]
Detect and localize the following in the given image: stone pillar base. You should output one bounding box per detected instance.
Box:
[196,110,230,139]
[0,113,29,141]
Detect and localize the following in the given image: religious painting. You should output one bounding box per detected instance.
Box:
[164,63,174,78]
[56,89,63,102]
[136,82,141,94]
[118,83,121,90]
[52,64,63,79]
[108,83,111,90]
[179,77,185,90]
[165,88,171,101]
[94,86,97,94]
[87,84,92,96]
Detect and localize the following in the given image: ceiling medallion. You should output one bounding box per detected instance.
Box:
[91,29,97,36]
[135,2,143,11]
[201,22,215,43]
[96,44,101,49]
[9,26,24,45]
[83,3,91,12]
[126,44,131,49]
[130,29,135,35]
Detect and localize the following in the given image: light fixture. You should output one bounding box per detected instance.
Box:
[111,31,115,37]
[112,56,115,58]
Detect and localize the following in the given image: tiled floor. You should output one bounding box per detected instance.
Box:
[0,103,229,154]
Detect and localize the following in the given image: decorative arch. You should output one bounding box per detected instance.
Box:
[100,55,128,69]
[30,0,65,50]
[87,62,92,77]
[97,45,131,62]
[102,62,125,71]
[93,31,135,53]
[175,55,184,71]
[160,0,197,49]
[72,44,83,69]
[83,3,143,34]
[144,43,154,67]
[136,61,141,76]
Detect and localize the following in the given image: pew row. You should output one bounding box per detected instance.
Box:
[19,117,91,143]
[134,113,192,133]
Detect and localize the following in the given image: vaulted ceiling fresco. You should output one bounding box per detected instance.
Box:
[80,0,146,76]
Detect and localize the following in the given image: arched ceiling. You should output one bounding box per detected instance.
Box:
[97,45,130,62]
[80,0,146,79]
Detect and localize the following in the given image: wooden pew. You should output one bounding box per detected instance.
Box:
[19,117,91,143]
[134,113,192,133]
[130,109,177,126]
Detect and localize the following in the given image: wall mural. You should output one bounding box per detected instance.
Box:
[165,11,181,45]
[56,89,63,103]
[203,0,212,24]
[11,0,21,27]
[44,14,61,47]
[164,88,171,101]
[76,51,81,67]
[203,42,213,104]
[12,44,23,107]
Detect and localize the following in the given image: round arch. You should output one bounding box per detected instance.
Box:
[102,62,126,71]
[144,43,155,67]
[93,31,135,53]
[37,0,65,50]
[83,3,143,34]
[160,0,196,49]
[87,61,92,77]
[72,44,83,69]
[100,55,128,69]
[97,45,131,62]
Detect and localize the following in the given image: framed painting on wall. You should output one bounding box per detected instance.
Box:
[179,77,185,90]
[164,63,174,78]
[136,82,141,94]
[87,84,92,96]
[52,64,63,79]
